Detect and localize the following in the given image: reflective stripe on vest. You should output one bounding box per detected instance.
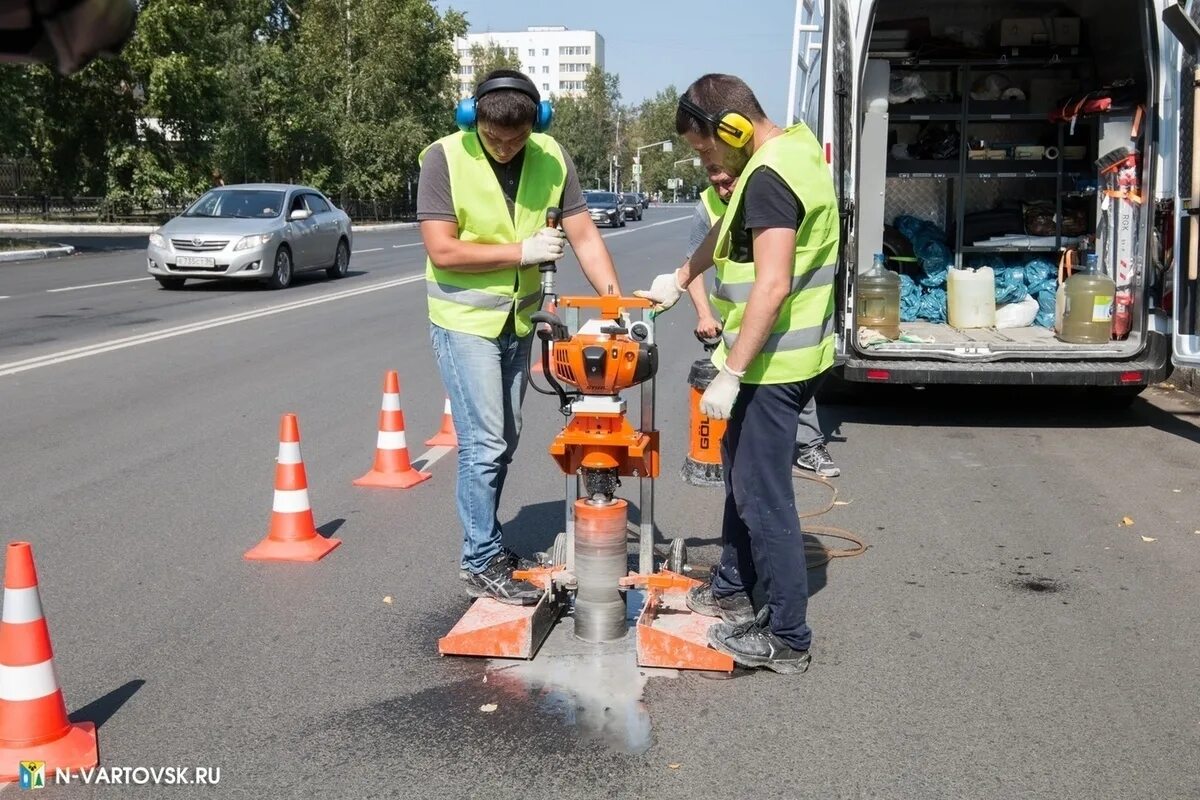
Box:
[420,131,567,338]
[712,262,836,304]
[711,123,840,385]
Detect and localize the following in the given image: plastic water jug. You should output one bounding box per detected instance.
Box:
[1058,254,1115,344]
[947,267,996,329]
[856,253,901,339]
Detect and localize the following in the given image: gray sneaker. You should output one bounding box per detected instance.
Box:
[462,552,542,606]
[794,443,840,478]
[459,546,536,580]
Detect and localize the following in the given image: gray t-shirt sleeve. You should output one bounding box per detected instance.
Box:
[416,143,457,223]
[686,201,713,259]
[559,148,587,219]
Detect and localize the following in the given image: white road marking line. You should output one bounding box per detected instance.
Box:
[352,247,384,254]
[392,243,424,249]
[600,216,691,239]
[0,273,424,378]
[46,277,153,293]
[411,445,454,472]
[0,296,9,300]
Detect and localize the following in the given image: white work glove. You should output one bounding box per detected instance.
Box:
[633,269,686,312]
[520,227,566,266]
[700,364,745,420]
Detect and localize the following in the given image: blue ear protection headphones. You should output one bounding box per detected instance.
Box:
[456,73,554,133]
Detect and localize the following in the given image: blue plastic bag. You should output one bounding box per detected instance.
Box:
[994,267,1029,305]
[895,216,952,288]
[1034,288,1057,328]
[917,288,948,323]
[899,274,921,322]
[1023,258,1055,290]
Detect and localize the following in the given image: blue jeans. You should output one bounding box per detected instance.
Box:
[429,324,532,574]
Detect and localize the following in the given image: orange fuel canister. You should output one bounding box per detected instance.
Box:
[681,337,726,488]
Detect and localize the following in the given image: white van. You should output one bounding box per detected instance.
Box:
[787,0,1200,402]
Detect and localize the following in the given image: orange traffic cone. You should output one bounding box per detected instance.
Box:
[424,397,458,448]
[0,542,98,783]
[245,413,341,562]
[353,371,430,489]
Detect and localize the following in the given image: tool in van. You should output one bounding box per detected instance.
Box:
[1096,104,1144,339]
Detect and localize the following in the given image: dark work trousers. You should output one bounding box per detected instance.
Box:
[710,376,820,651]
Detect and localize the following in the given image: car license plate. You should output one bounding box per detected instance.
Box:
[176,256,216,268]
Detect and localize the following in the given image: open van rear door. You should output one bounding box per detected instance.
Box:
[1166,0,1200,367]
[786,0,855,356]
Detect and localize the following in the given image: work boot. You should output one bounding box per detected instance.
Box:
[707,608,812,674]
[794,443,840,478]
[686,579,754,625]
[463,551,542,606]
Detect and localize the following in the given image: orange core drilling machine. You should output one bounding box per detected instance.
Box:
[438,208,665,656]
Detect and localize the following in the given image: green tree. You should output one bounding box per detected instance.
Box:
[625,85,704,198]
[551,67,620,190]
[294,0,466,202]
[468,42,521,84]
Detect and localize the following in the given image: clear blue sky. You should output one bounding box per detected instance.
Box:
[436,0,798,119]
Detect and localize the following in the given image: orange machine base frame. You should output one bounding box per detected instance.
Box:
[438,590,563,660]
[632,571,734,672]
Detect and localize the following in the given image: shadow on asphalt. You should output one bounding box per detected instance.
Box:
[502,500,562,560]
[817,384,1200,447]
[317,518,346,539]
[69,679,144,729]
[150,270,368,293]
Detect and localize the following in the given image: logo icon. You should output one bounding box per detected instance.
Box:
[18,760,45,790]
[192,236,203,248]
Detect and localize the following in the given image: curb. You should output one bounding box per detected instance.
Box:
[352,222,418,231]
[0,245,75,263]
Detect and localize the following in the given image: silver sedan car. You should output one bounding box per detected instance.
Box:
[146,184,353,290]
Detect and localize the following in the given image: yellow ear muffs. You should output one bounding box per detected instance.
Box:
[679,95,754,149]
[714,110,754,149]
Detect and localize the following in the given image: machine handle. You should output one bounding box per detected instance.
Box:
[539,207,562,275]
[695,329,723,352]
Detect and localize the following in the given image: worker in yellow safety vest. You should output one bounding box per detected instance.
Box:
[636,73,839,674]
[418,70,622,606]
[684,168,841,479]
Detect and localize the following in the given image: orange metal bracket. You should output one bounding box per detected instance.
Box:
[626,570,734,672]
[438,592,562,660]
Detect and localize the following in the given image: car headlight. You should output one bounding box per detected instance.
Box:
[234,234,273,251]
[148,232,165,248]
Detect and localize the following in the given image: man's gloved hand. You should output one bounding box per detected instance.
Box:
[520,227,566,266]
[700,364,744,420]
[633,268,686,312]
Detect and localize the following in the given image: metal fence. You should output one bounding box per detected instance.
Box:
[0,194,417,223]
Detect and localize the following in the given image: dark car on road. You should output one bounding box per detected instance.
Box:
[620,194,643,222]
[585,191,624,228]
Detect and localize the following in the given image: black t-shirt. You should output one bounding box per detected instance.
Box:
[483,146,524,204]
[727,166,806,263]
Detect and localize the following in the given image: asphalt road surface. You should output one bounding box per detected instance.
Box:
[1,208,1198,798]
